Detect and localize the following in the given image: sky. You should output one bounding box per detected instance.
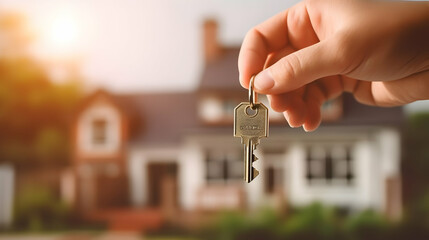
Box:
[0,0,427,112]
[0,0,295,93]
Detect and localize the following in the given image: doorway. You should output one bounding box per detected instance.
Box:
[147,162,178,208]
[264,153,285,194]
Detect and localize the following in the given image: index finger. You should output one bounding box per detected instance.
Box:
[238,9,290,88]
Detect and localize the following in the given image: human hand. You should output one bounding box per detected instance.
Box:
[238,0,429,131]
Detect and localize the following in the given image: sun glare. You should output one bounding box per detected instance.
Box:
[40,13,81,56]
[49,17,78,47]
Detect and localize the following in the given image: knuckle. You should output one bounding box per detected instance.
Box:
[274,54,302,84]
[331,33,362,74]
[331,36,350,63]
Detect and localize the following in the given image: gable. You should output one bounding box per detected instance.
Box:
[75,94,124,157]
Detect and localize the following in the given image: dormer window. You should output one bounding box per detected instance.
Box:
[92,119,107,145]
[199,96,237,124]
[321,97,343,121]
[223,99,236,117]
[199,97,223,123]
[77,100,121,155]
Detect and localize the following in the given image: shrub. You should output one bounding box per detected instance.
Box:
[13,184,71,231]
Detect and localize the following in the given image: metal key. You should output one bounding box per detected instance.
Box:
[234,76,269,183]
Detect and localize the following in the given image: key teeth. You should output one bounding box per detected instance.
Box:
[251,154,259,182]
[253,168,259,178]
[245,168,259,183]
[245,153,260,183]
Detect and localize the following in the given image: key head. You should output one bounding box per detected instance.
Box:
[234,102,268,140]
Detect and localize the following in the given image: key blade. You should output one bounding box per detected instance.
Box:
[244,153,259,183]
[245,167,259,183]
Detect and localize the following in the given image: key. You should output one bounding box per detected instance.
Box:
[234,102,268,182]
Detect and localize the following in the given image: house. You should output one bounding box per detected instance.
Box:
[70,20,404,229]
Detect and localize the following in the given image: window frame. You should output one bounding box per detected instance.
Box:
[205,149,243,184]
[305,144,354,186]
[92,118,108,145]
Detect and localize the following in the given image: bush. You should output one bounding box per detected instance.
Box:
[13,184,71,231]
[199,209,283,240]
[199,203,397,240]
[345,210,390,240]
[279,203,345,240]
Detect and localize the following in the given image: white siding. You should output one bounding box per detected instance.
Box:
[179,142,205,210]
[0,164,14,228]
[287,139,384,211]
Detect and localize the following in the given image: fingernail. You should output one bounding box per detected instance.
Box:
[254,70,274,91]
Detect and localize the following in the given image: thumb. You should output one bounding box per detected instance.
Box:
[254,40,345,94]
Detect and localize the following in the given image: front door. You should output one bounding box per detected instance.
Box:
[264,154,285,194]
[147,162,178,208]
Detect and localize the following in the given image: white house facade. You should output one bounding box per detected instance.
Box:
[126,124,402,218]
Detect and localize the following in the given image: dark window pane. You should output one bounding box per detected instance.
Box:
[346,148,354,183]
[265,166,275,194]
[306,148,313,181]
[92,119,107,144]
[206,155,224,181]
[306,145,355,186]
[325,151,333,181]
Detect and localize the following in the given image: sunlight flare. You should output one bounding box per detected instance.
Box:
[40,12,81,56]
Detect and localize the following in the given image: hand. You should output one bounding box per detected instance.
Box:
[238,0,429,131]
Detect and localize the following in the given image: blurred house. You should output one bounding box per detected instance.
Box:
[70,20,404,229]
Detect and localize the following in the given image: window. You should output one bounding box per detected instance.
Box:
[199,96,241,124]
[263,152,285,194]
[306,145,354,185]
[265,166,285,194]
[321,97,343,121]
[199,97,223,123]
[92,119,107,145]
[206,150,242,183]
[223,99,236,117]
[266,167,276,193]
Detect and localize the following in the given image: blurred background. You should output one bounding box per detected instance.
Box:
[0,0,428,240]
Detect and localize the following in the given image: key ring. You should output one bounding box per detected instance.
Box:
[249,75,258,109]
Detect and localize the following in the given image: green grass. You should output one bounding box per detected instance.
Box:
[145,237,199,240]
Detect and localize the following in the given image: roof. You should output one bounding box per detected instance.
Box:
[102,91,403,146]
[113,92,199,146]
[329,93,404,126]
[199,47,242,91]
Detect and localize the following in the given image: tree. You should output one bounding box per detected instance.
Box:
[0,12,82,166]
[402,113,429,205]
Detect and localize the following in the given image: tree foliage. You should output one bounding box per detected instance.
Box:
[0,12,82,166]
[402,113,429,205]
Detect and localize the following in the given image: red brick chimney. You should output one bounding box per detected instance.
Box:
[203,19,222,62]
